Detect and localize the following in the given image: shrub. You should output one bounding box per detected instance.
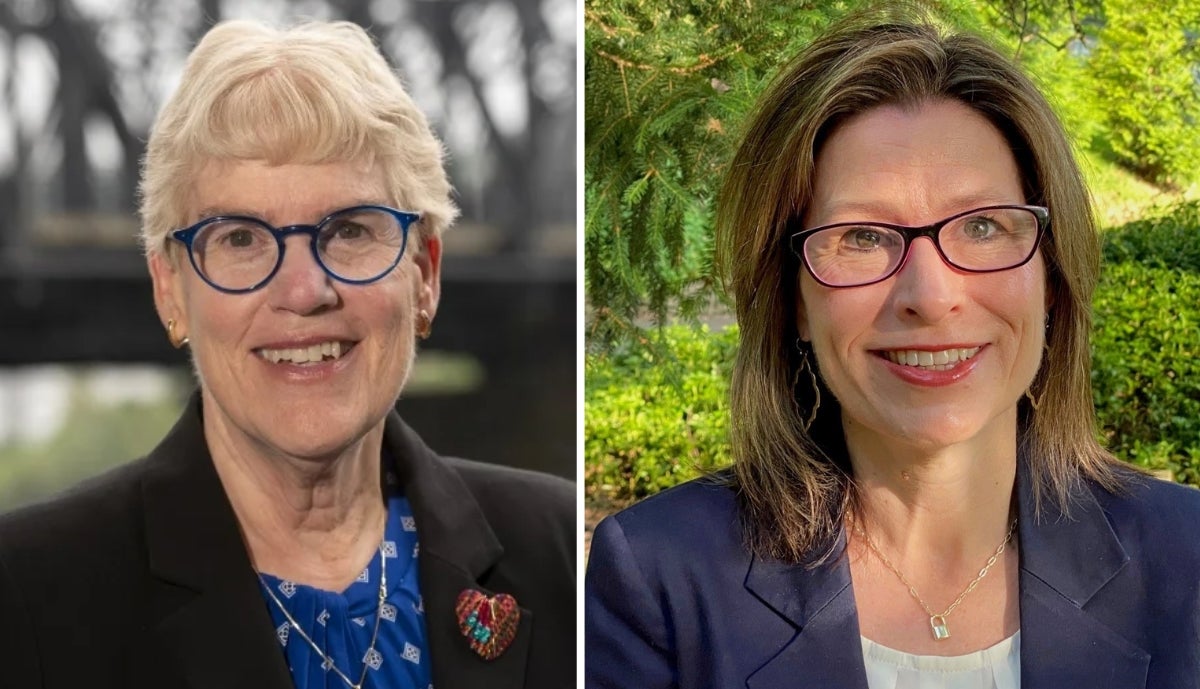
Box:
[1101,200,1200,273]
[584,325,737,503]
[1092,205,1200,483]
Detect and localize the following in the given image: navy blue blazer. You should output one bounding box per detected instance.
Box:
[586,467,1200,688]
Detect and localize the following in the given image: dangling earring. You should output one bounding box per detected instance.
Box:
[1025,321,1051,411]
[1024,385,1042,411]
[792,340,821,433]
[166,318,189,349]
[416,310,433,340]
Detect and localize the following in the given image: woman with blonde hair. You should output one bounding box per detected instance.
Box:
[0,19,573,689]
[586,13,1200,689]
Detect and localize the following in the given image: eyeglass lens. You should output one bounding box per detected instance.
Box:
[802,207,1041,287]
[190,207,406,291]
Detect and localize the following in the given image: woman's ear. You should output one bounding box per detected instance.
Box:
[148,249,188,333]
[412,234,442,319]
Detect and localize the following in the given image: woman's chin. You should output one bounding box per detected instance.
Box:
[866,407,1016,456]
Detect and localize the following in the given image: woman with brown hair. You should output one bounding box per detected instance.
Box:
[586,13,1200,689]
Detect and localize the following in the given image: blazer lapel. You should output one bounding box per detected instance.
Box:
[743,533,869,689]
[385,413,531,689]
[1017,469,1150,688]
[137,396,293,689]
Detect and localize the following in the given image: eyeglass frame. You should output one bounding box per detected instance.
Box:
[168,204,421,294]
[787,204,1050,289]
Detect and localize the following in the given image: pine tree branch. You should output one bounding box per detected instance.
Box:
[594,48,742,75]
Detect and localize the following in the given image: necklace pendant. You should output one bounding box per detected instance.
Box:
[930,615,950,640]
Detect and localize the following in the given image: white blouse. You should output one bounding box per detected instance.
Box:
[861,632,1020,689]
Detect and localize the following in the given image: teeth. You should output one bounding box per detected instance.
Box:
[885,347,980,369]
[258,341,350,364]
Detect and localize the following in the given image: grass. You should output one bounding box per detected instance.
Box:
[1080,147,1199,229]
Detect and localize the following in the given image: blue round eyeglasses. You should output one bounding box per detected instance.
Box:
[168,205,421,294]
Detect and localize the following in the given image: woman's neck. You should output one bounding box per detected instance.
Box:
[203,397,388,592]
[843,409,1018,570]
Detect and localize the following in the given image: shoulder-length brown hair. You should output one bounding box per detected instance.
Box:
[715,12,1126,564]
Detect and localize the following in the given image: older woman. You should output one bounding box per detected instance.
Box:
[586,14,1200,689]
[0,20,573,689]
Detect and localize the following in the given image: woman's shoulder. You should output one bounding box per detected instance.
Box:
[445,455,573,491]
[608,473,738,525]
[0,455,149,555]
[593,475,744,564]
[1094,469,1200,559]
[443,456,574,516]
[1099,469,1200,521]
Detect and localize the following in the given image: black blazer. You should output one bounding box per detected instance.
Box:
[586,466,1200,688]
[0,395,575,689]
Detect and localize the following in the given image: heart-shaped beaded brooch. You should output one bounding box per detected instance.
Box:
[455,589,520,660]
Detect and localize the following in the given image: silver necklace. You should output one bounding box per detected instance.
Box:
[854,517,1016,640]
[259,547,387,689]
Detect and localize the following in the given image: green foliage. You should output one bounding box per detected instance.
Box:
[1086,0,1200,188]
[1092,203,1200,483]
[978,0,1200,188]
[584,0,875,343]
[584,324,737,502]
[1101,200,1200,272]
[1076,147,1186,228]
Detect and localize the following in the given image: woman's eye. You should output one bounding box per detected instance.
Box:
[212,226,262,249]
[845,228,883,249]
[963,217,1001,239]
[226,229,257,247]
[330,222,368,240]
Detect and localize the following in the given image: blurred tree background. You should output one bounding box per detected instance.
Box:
[0,0,577,509]
[585,0,1200,505]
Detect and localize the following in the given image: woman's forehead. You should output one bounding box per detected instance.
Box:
[806,100,1022,226]
[187,159,390,223]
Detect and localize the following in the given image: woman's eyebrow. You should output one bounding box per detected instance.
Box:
[193,199,388,222]
[814,193,1022,224]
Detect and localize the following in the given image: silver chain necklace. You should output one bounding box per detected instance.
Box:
[259,546,387,689]
[853,517,1016,640]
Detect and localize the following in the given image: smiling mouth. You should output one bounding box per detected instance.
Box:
[256,341,356,364]
[881,346,981,371]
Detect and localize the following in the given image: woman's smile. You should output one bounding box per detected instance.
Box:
[252,336,361,384]
[255,340,356,365]
[873,344,987,387]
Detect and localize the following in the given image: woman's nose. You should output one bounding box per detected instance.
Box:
[890,236,964,323]
[267,235,339,314]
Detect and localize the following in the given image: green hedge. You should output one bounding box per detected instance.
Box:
[1101,200,1200,271]
[586,203,1200,502]
[584,326,736,503]
[1093,203,1200,482]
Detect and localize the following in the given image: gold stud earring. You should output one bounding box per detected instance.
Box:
[166,318,189,349]
[416,310,433,340]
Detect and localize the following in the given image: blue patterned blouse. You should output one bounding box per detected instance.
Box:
[258,487,430,689]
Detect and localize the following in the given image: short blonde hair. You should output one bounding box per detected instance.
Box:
[139,20,458,254]
[716,14,1126,563]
